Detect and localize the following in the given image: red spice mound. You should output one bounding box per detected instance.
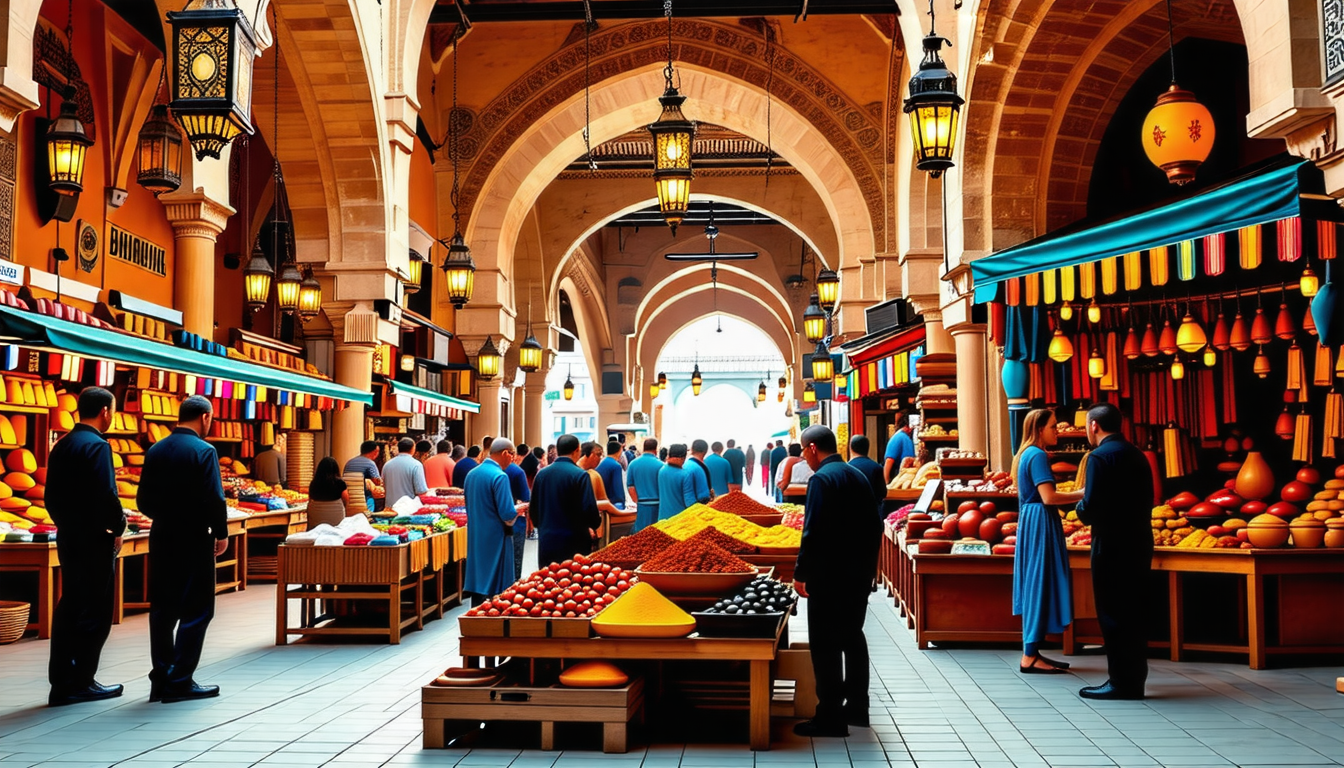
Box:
[641,538,756,574]
[592,526,677,564]
[683,526,755,554]
[709,490,777,516]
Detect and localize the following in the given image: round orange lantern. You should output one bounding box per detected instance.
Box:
[1142,86,1215,186]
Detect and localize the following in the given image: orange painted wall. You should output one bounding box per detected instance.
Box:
[408,138,438,243]
[212,135,278,343]
[12,0,176,308]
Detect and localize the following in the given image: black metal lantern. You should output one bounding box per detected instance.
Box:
[690,363,703,396]
[46,93,92,197]
[519,333,543,373]
[243,239,272,312]
[816,268,840,312]
[803,382,816,404]
[476,336,502,380]
[403,250,423,295]
[811,342,834,382]
[168,0,259,161]
[275,261,302,314]
[658,371,668,392]
[647,1,694,234]
[903,8,963,179]
[563,366,575,401]
[757,381,767,403]
[136,104,183,195]
[803,293,827,344]
[441,234,476,309]
[297,268,321,323]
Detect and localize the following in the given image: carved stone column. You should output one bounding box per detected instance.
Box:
[332,303,379,466]
[950,323,989,456]
[161,191,234,339]
[524,372,548,449]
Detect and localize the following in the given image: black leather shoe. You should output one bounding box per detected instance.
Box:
[1079,682,1144,700]
[148,686,163,703]
[160,682,220,703]
[793,719,850,738]
[49,682,124,707]
[844,708,870,728]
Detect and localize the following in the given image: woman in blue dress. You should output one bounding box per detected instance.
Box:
[1011,409,1084,674]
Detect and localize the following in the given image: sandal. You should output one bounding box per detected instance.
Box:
[1019,654,1068,674]
[1038,654,1071,670]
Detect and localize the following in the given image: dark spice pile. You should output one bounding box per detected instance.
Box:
[682,526,756,554]
[641,538,756,574]
[592,526,677,565]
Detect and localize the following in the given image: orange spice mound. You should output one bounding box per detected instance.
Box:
[641,538,756,574]
[593,526,678,564]
[709,490,777,516]
[682,525,755,554]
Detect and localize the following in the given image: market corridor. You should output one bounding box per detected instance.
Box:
[0,584,1340,768]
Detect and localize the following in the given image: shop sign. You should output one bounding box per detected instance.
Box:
[76,220,99,273]
[544,390,560,401]
[0,261,23,286]
[106,223,167,276]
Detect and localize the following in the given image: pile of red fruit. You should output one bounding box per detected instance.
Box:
[464,554,635,619]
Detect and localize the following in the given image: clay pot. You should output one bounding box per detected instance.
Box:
[1324,519,1344,549]
[1234,451,1275,501]
[1290,519,1326,548]
[1247,514,1289,549]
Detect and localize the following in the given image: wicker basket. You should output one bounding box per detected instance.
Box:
[0,600,30,644]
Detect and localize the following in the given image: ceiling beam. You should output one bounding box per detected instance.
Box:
[430,0,899,24]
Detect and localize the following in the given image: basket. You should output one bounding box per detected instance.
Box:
[0,600,30,644]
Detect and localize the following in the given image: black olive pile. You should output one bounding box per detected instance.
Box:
[704,576,796,615]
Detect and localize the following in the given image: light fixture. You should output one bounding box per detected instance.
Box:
[651,382,661,399]
[1176,312,1207,353]
[757,381,767,402]
[1170,358,1185,380]
[815,269,840,312]
[1203,346,1217,367]
[403,250,423,295]
[1301,265,1320,297]
[903,0,963,178]
[1251,306,1272,345]
[691,363,703,396]
[167,0,259,160]
[1142,322,1160,357]
[563,366,575,401]
[803,293,827,343]
[136,99,183,195]
[439,29,476,307]
[1141,0,1215,185]
[275,261,302,314]
[647,0,694,234]
[834,373,847,392]
[1254,346,1271,378]
[811,343,834,382]
[778,373,787,391]
[803,382,816,404]
[1048,328,1074,363]
[400,354,415,372]
[519,302,543,373]
[1159,319,1178,355]
[1123,326,1141,359]
[243,238,272,312]
[476,336,502,380]
[777,390,785,403]
[1087,301,1102,324]
[297,268,322,323]
[46,90,92,196]
[1088,347,1106,378]
[658,371,668,392]
[1060,304,1074,322]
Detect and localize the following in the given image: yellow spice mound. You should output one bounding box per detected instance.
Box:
[654,506,802,548]
[559,661,630,688]
[591,582,695,638]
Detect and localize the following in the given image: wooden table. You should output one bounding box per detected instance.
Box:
[458,618,789,751]
[243,506,308,583]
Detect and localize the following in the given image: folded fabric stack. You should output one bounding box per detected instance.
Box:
[226,508,251,520]
[343,532,375,547]
[265,497,289,511]
[4,531,33,542]
[285,523,353,547]
[407,529,425,541]
[368,535,400,546]
[408,513,441,526]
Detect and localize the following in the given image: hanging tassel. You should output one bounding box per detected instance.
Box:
[1149,246,1170,286]
[1319,220,1338,261]
[1240,224,1263,269]
[1177,240,1196,281]
[1316,343,1333,386]
[1124,252,1142,291]
[1286,346,1304,394]
[1043,269,1058,305]
[1101,332,1119,392]
[1163,423,1187,478]
[1004,277,1021,306]
[1025,272,1040,306]
[1060,266,1076,303]
[1203,232,1226,275]
[1079,261,1096,299]
[1102,257,1119,295]
[1325,392,1344,461]
[1277,217,1303,262]
[1293,412,1313,463]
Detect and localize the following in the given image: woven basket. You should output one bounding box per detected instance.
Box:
[0,600,30,644]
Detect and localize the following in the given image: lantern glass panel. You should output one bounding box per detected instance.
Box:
[275,265,302,312]
[519,337,543,373]
[477,347,501,379]
[909,104,959,167]
[298,278,321,318]
[816,271,840,310]
[811,353,834,383]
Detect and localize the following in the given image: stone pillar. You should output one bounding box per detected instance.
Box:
[332,304,379,466]
[524,374,547,449]
[951,324,989,456]
[161,191,235,339]
[285,431,315,492]
[475,383,503,444]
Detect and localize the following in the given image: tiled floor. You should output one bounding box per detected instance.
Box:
[1,549,1341,768]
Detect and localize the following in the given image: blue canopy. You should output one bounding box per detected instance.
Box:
[972,160,1321,303]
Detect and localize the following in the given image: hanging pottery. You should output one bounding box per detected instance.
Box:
[1234,450,1275,500]
[1212,312,1231,350]
[1001,358,1029,400]
[1159,320,1178,355]
[1275,408,1295,439]
[1305,306,1318,336]
[1251,307,1272,345]
[1254,346,1272,378]
[1230,311,1251,351]
[1141,322,1160,357]
[1123,327,1140,359]
[1313,262,1338,345]
[1275,302,1295,340]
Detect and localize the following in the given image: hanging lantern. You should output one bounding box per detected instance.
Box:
[297,269,322,323]
[691,364,703,396]
[1302,265,1321,297]
[1251,307,1273,345]
[834,373,848,392]
[903,23,963,178]
[777,390,785,403]
[1048,329,1074,363]
[1159,319,1178,355]
[803,382,816,404]
[803,294,827,343]
[1254,346,1272,378]
[563,371,575,401]
[168,0,260,160]
[810,342,834,382]
[816,269,840,312]
[1203,346,1217,367]
[1087,301,1101,324]
[659,371,669,392]
[757,381,767,402]
[1275,302,1296,340]
[1059,304,1074,322]
[1142,85,1215,185]
[275,261,302,314]
[441,234,477,309]
[136,104,183,195]
[1176,312,1207,353]
[243,240,272,312]
[403,250,424,295]
[1230,311,1251,351]
[647,80,695,234]
[1088,347,1106,378]
[1123,327,1141,360]
[518,333,544,373]
[1141,323,1160,357]
[476,336,502,380]
[1170,358,1185,381]
[650,382,661,399]
[777,374,787,391]
[1276,406,1295,439]
[1212,312,1230,350]
[46,93,92,196]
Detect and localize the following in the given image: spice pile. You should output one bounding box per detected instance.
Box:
[464,554,635,618]
[655,506,802,548]
[641,536,756,574]
[591,582,695,638]
[708,490,778,516]
[682,526,755,554]
[592,526,677,564]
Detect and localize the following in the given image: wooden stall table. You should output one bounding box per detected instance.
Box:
[243,505,308,583]
[0,542,60,638]
[457,616,790,751]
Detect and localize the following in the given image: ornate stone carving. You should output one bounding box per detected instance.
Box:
[0,131,13,262]
[1285,114,1340,163]
[1327,0,1344,87]
[458,18,887,245]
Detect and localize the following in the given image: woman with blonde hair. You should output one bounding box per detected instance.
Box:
[1012,408,1084,674]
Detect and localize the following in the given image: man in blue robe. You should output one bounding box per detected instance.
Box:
[705,442,734,498]
[657,444,704,521]
[503,452,532,581]
[596,442,627,509]
[530,435,601,567]
[463,439,520,604]
[626,438,663,532]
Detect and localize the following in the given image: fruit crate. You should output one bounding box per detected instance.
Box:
[458,615,592,639]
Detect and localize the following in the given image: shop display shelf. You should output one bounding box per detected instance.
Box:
[0,404,49,415]
[918,434,958,442]
[885,488,925,501]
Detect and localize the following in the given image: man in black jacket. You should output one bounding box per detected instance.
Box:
[794,425,882,737]
[529,434,600,567]
[138,395,228,703]
[848,434,887,517]
[46,387,125,707]
[1076,403,1155,700]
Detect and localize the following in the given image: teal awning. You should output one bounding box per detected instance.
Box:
[388,380,480,414]
[0,305,372,405]
[972,160,1331,303]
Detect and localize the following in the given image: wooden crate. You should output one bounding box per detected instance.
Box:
[277,543,410,584]
[459,615,592,638]
[422,678,643,753]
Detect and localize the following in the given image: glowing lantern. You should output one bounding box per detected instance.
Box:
[1142,85,1215,185]
[1048,329,1074,363]
[1176,313,1207,353]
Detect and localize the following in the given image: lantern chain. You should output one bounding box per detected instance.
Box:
[663,0,674,90]
[583,1,595,174]
[450,29,461,235]
[764,21,773,188]
[1165,0,1177,85]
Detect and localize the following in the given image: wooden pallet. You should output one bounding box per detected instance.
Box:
[422,678,643,753]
